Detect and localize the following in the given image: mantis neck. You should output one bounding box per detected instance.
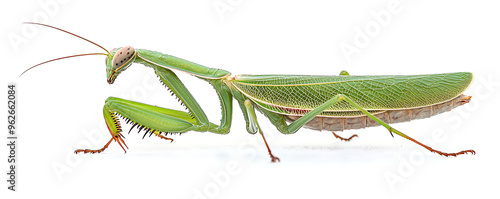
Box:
[134,49,231,79]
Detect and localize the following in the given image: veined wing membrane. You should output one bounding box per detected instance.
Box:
[231,72,472,114]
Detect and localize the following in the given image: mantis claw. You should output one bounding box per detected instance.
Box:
[114,133,128,153]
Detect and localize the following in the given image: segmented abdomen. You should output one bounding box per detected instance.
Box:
[285,94,471,132]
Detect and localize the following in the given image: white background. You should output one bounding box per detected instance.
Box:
[1,0,500,198]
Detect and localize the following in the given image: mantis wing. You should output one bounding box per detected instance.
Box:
[231,72,473,116]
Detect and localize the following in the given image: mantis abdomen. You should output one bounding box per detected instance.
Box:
[285,94,471,132]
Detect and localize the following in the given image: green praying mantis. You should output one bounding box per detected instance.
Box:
[22,23,475,162]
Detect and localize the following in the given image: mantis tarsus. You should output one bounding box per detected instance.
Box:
[23,23,475,162]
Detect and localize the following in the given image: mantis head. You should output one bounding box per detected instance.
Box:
[106,46,137,84]
[20,23,136,85]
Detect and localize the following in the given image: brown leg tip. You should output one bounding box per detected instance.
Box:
[75,149,102,154]
[156,134,174,142]
[332,132,358,142]
[435,149,476,157]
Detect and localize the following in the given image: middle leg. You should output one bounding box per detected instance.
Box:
[244,100,280,162]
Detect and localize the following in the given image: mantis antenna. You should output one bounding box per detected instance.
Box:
[20,22,110,76]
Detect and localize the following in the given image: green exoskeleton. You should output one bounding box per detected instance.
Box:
[23,23,475,162]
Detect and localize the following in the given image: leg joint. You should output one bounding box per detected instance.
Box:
[336,94,345,101]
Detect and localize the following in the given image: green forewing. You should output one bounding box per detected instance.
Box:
[231,72,472,115]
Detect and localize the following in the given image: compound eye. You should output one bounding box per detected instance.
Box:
[111,46,136,70]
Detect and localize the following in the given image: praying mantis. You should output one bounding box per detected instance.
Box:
[23,23,475,162]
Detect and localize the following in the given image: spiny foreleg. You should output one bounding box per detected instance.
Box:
[75,97,197,154]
